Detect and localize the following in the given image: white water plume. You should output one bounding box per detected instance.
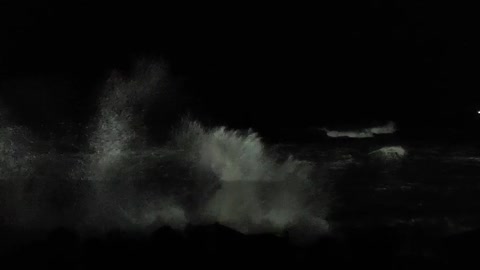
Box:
[82,61,187,230]
[175,120,330,235]
[87,61,165,181]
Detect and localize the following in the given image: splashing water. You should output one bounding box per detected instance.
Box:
[174,119,330,234]
[1,61,330,240]
[87,61,165,181]
[80,59,330,235]
[80,62,190,230]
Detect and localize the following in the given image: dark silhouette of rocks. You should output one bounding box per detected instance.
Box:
[1,224,479,269]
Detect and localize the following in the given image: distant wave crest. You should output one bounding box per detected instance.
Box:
[321,121,397,138]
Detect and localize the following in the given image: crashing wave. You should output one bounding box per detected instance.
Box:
[78,61,330,236]
[174,119,330,234]
[1,61,330,240]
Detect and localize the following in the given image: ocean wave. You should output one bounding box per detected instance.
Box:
[321,121,397,138]
[368,146,407,161]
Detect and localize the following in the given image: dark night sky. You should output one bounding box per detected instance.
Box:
[0,1,477,139]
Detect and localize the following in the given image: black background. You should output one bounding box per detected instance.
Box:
[0,1,477,139]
